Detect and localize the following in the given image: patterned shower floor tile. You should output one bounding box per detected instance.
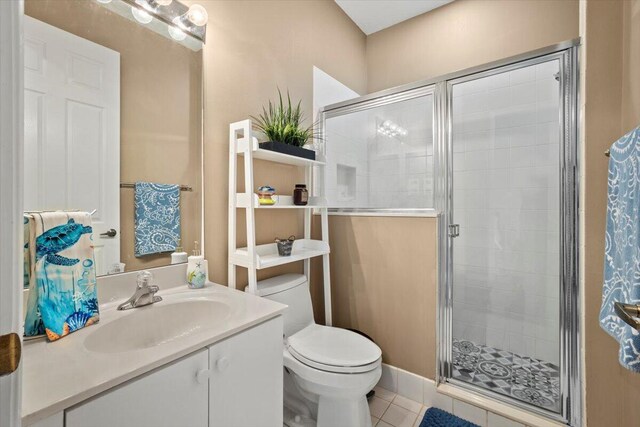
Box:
[452,339,561,413]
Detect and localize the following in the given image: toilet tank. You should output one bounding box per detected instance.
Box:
[251,274,315,338]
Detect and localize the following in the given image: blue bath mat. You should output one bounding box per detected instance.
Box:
[419,407,480,427]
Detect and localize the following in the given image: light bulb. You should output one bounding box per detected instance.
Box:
[168,24,186,41]
[131,6,153,23]
[187,4,208,26]
[97,0,112,3]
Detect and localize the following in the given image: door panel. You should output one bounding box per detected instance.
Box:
[209,317,283,427]
[23,16,120,276]
[65,350,208,427]
[0,1,23,425]
[449,58,563,413]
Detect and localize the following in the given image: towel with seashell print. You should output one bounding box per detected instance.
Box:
[24,211,99,341]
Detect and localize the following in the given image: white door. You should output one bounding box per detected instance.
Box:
[23,16,120,276]
[0,1,24,426]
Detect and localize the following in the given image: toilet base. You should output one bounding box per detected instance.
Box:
[283,361,379,427]
[316,394,373,427]
[283,391,373,427]
[284,405,316,427]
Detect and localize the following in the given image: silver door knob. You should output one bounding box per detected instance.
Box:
[100,229,117,238]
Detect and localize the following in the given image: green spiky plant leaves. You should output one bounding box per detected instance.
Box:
[252,89,317,147]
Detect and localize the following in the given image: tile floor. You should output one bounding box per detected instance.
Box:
[369,386,428,427]
[451,339,561,413]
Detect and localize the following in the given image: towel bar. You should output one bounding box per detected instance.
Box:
[614,302,640,330]
[24,209,97,216]
[120,182,192,192]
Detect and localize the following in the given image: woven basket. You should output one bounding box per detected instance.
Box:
[275,235,295,256]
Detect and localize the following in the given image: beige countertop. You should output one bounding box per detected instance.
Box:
[22,282,286,426]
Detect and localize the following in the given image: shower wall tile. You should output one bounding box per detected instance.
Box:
[452,60,561,366]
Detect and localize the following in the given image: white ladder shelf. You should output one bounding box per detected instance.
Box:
[228,119,332,325]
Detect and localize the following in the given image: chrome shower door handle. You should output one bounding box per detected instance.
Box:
[100,228,117,238]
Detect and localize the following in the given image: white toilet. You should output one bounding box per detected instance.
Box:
[253,274,382,427]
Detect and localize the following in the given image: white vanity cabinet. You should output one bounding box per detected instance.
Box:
[64,317,283,427]
[209,315,283,427]
[66,349,209,427]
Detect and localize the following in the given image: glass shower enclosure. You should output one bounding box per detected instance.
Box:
[319,41,580,425]
[447,55,569,416]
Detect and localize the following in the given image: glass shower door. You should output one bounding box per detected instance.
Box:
[449,58,562,413]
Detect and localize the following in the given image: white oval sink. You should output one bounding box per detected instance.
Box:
[84,299,231,353]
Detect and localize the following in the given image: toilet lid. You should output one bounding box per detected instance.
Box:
[287,324,381,372]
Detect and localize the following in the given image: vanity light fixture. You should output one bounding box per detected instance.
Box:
[168,24,187,41]
[174,4,209,29]
[186,4,208,26]
[131,5,153,23]
[106,0,208,43]
[139,0,173,10]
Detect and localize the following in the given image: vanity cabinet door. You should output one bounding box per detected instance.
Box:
[209,316,283,427]
[65,349,208,427]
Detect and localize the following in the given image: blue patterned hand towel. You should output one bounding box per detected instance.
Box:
[24,212,99,340]
[134,182,181,257]
[600,126,640,372]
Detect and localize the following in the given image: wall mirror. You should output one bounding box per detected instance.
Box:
[23,0,203,283]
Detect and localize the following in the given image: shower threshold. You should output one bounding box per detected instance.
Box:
[451,339,561,413]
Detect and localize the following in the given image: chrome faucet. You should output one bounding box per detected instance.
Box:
[117,271,162,310]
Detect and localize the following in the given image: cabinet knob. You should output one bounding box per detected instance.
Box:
[196,369,211,384]
[216,356,230,372]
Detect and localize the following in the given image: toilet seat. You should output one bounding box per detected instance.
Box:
[287,324,382,374]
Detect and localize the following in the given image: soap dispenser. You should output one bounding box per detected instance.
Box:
[171,239,188,264]
[187,241,207,289]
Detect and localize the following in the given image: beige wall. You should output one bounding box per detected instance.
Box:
[200,0,367,296]
[366,0,579,92]
[25,0,202,273]
[327,216,437,378]
[582,1,640,426]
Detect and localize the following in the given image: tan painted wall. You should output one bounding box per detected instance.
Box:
[366,0,579,93]
[327,216,437,378]
[582,1,640,426]
[199,0,367,305]
[25,0,202,273]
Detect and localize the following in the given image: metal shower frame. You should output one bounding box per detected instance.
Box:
[320,39,581,426]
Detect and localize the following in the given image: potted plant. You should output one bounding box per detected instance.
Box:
[252,89,318,160]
